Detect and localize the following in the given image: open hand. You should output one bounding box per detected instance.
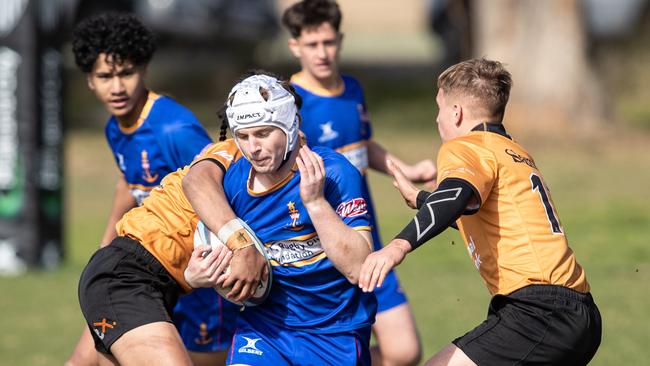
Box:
[184,244,232,289]
[297,145,326,206]
[358,239,411,292]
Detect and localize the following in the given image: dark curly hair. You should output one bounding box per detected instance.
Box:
[72,12,156,73]
[282,0,341,38]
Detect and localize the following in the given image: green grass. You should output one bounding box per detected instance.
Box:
[1,125,649,365]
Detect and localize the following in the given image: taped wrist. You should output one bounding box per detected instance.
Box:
[395,179,475,250]
[217,219,254,251]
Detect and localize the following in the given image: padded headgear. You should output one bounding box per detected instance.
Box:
[226,75,299,160]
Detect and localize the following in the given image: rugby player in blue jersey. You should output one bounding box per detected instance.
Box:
[67,12,239,366]
[280,1,436,365]
[185,73,378,365]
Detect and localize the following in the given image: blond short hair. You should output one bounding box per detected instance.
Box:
[437,58,512,120]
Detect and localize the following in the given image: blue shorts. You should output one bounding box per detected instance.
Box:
[374,269,408,313]
[172,288,240,352]
[228,318,371,365]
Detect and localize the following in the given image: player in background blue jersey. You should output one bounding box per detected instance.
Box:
[185,72,377,365]
[281,2,437,365]
[67,12,238,366]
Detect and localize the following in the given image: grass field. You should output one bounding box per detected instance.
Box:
[1,109,649,364]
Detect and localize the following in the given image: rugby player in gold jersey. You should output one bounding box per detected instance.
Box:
[359,58,601,366]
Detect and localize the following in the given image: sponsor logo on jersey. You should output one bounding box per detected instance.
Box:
[336,198,368,218]
[141,150,159,183]
[318,121,339,143]
[116,153,126,172]
[92,318,117,340]
[357,103,370,123]
[338,145,368,173]
[212,150,234,161]
[129,187,152,206]
[238,337,263,356]
[266,236,323,265]
[466,235,482,270]
[504,149,537,169]
[194,323,213,345]
[285,201,304,231]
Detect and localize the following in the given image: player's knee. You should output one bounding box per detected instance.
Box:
[380,340,422,366]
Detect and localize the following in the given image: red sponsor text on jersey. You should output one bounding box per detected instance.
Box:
[336,198,368,218]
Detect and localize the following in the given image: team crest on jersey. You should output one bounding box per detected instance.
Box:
[286,201,305,231]
[318,121,339,143]
[140,150,159,183]
[336,198,368,218]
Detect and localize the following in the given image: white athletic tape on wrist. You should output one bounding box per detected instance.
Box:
[217,219,254,251]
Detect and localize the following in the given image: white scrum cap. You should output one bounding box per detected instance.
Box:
[226,74,299,160]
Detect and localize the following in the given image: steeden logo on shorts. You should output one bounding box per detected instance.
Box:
[92,318,117,340]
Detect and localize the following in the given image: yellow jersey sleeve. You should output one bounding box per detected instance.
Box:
[191,139,242,171]
[436,138,497,205]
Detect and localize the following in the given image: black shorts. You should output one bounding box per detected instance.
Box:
[78,236,183,354]
[453,285,602,366]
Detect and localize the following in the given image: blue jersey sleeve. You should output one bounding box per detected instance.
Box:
[346,76,373,141]
[156,119,213,168]
[319,148,371,229]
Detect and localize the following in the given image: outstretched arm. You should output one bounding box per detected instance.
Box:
[183,159,267,302]
[298,145,373,285]
[367,140,437,183]
[359,178,476,292]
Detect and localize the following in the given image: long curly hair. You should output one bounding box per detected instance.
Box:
[72,12,156,72]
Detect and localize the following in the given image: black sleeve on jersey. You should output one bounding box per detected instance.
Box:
[190,158,226,174]
[395,178,475,250]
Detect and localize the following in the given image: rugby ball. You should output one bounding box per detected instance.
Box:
[193,219,272,306]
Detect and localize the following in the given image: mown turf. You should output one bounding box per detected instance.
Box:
[0,125,648,365]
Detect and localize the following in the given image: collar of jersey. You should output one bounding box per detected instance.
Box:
[470,122,512,140]
[246,162,299,197]
[291,72,345,97]
[118,91,160,134]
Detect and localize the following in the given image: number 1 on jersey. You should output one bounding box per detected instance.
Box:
[530,173,563,234]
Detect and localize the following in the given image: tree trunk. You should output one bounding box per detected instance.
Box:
[472,0,609,135]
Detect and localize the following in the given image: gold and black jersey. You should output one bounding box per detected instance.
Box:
[116,139,242,292]
[436,127,589,296]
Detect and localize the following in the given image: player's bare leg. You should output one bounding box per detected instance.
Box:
[424,344,476,366]
[188,350,229,366]
[65,326,98,366]
[108,322,192,366]
[371,303,421,366]
[97,353,119,366]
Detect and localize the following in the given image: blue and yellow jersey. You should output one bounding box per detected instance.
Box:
[291,73,384,251]
[105,91,212,205]
[223,146,377,333]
